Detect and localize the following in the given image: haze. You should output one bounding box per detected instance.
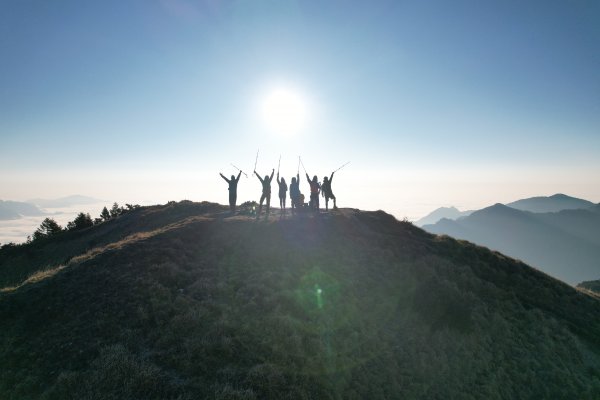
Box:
[1,0,599,219]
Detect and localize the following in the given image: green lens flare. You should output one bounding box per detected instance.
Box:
[315,284,323,309]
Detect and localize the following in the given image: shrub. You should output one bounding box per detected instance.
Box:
[101,206,111,221]
[32,218,63,241]
[67,212,94,231]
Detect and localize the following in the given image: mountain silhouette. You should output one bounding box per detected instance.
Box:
[27,194,102,208]
[506,193,594,213]
[0,200,46,220]
[423,203,600,284]
[415,206,473,226]
[1,201,599,399]
[416,194,595,227]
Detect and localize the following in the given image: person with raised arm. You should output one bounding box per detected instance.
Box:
[305,172,321,211]
[321,171,337,210]
[254,168,275,218]
[276,172,288,215]
[289,172,301,214]
[219,170,242,213]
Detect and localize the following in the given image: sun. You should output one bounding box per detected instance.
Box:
[260,87,308,135]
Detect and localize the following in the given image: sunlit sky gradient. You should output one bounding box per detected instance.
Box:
[1,0,599,219]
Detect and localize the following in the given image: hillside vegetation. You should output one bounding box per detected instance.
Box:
[1,201,599,399]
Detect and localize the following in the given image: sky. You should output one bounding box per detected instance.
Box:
[1,0,599,220]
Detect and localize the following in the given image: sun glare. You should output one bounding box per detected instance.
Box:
[260,87,308,135]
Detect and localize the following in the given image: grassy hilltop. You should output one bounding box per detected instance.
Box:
[1,201,600,399]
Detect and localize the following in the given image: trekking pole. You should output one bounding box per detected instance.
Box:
[253,149,259,172]
[231,163,248,178]
[300,157,308,174]
[277,155,281,175]
[333,161,350,173]
[297,156,301,175]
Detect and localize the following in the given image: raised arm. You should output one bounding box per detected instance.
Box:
[254,170,264,183]
[276,172,280,184]
[269,169,275,182]
[236,170,242,182]
[306,173,311,183]
[219,173,230,183]
[330,171,335,183]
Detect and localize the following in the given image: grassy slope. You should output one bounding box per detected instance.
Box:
[578,280,600,296]
[0,201,224,289]
[1,202,599,399]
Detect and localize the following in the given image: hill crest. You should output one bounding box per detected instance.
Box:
[1,201,599,399]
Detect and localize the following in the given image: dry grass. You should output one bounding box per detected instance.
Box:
[1,265,66,293]
[577,286,600,300]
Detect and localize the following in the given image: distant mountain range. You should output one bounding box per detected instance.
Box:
[27,195,102,208]
[423,201,600,285]
[0,195,103,221]
[0,201,46,220]
[506,193,595,213]
[416,193,594,227]
[414,206,473,226]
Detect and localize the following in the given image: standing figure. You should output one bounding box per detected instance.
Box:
[255,168,275,218]
[305,173,321,211]
[276,172,288,214]
[219,170,242,213]
[289,172,300,214]
[321,171,337,210]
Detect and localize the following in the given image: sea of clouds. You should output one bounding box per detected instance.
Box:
[0,203,108,245]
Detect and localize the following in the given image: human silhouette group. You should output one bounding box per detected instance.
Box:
[219,163,338,218]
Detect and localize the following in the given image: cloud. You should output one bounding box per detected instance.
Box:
[0,203,107,244]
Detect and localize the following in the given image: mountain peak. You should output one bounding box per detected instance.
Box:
[473,202,523,216]
[506,193,594,213]
[415,206,472,227]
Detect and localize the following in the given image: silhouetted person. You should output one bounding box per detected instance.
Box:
[255,168,275,218]
[276,172,288,214]
[220,170,242,213]
[321,171,337,210]
[289,172,300,214]
[306,173,321,211]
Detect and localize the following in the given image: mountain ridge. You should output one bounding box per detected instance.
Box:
[1,201,599,399]
[415,194,597,227]
[27,195,103,209]
[506,193,595,213]
[0,200,46,221]
[423,203,600,284]
[415,206,473,226]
